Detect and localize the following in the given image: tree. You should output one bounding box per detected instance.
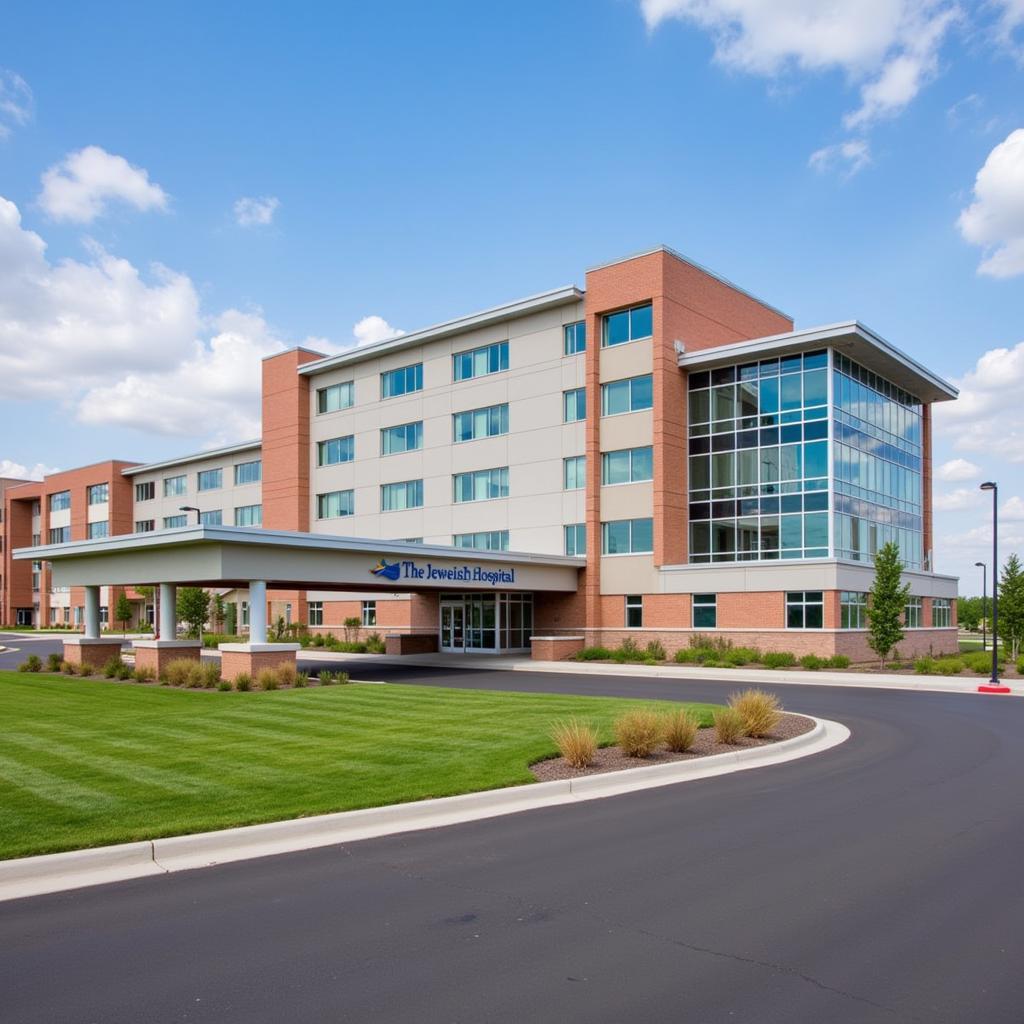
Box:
[224,601,237,636]
[866,541,910,667]
[958,596,982,632]
[176,587,210,640]
[999,554,1024,660]
[211,593,225,632]
[114,592,133,635]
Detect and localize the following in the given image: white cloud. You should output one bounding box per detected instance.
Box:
[934,487,982,511]
[233,195,279,227]
[0,69,33,140]
[0,459,59,481]
[352,315,404,347]
[993,0,1024,60]
[937,457,981,481]
[38,146,168,223]
[1002,495,1024,519]
[957,128,1024,278]
[808,139,871,176]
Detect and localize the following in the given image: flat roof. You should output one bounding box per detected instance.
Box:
[123,440,262,477]
[677,321,958,404]
[298,285,584,377]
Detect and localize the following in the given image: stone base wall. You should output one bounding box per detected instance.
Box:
[133,643,201,677]
[62,639,125,669]
[531,636,586,661]
[220,647,297,682]
[385,633,439,655]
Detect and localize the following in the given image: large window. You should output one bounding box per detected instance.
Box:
[361,600,377,626]
[563,388,586,423]
[48,526,71,543]
[197,468,222,491]
[87,521,108,539]
[317,489,355,518]
[453,467,509,503]
[381,363,423,399]
[564,523,586,556]
[601,374,653,416]
[625,595,643,628]
[453,530,509,551]
[905,596,923,628]
[688,351,830,564]
[453,341,508,382]
[602,446,653,485]
[235,504,262,526]
[308,601,323,627]
[163,515,186,529]
[235,460,262,485]
[381,480,423,511]
[786,591,824,629]
[454,404,508,442]
[135,481,155,502]
[49,491,70,512]
[199,510,223,526]
[381,421,423,455]
[563,455,586,490]
[840,591,868,629]
[164,476,186,497]
[87,483,108,505]
[933,597,952,628]
[601,517,653,554]
[317,381,354,414]
[135,519,155,533]
[603,302,653,347]
[692,593,717,628]
[564,321,586,355]
[317,435,355,466]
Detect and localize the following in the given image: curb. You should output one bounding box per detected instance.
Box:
[0,716,846,903]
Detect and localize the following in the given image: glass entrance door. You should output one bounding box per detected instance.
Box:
[440,603,465,652]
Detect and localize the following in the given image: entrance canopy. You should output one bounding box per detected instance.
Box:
[14,525,585,593]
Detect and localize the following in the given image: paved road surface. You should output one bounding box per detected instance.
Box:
[2,658,1023,1022]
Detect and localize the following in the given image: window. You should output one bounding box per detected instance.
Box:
[362,600,377,626]
[197,469,222,491]
[840,591,868,629]
[48,526,70,544]
[453,404,509,442]
[309,601,323,626]
[453,467,509,503]
[601,518,653,554]
[135,481,155,502]
[317,490,355,518]
[563,455,586,490]
[317,381,354,414]
[32,500,40,516]
[601,374,653,416]
[453,341,508,382]
[933,597,952,628]
[603,303,653,347]
[164,476,186,497]
[199,510,223,526]
[163,515,187,529]
[49,491,70,512]
[135,520,155,533]
[625,595,643,628]
[602,446,653,485]
[453,531,509,551]
[564,321,586,355]
[87,483,108,505]
[87,521,109,539]
[241,601,249,627]
[564,523,586,556]
[32,533,41,546]
[381,363,423,399]
[692,593,717,628]
[786,591,824,629]
[905,596,923,628]
[317,435,355,466]
[235,504,262,526]
[563,387,586,423]
[381,480,423,511]
[234,460,262,485]
[31,561,41,590]
[74,606,83,627]
[381,421,423,455]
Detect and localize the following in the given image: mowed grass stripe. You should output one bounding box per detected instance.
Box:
[0,673,719,859]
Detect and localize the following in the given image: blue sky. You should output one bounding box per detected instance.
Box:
[1,0,1022,588]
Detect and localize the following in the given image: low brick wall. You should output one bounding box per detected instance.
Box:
[530,636,585,661]
[62,639,124,669]
[385,633,439,655]
[133,643,201,677]
[220,647,298,682]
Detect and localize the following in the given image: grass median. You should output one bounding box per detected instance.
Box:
[0,672,719,860]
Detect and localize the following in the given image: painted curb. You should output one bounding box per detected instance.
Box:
[0,716,846,903]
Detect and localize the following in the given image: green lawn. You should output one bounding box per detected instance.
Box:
[0,673,719,860]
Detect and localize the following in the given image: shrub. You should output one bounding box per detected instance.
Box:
[575,646,613,661]
[1018,656,1024,676]
[337,671,351,685]
[611,638,644,664]
[663,707,700,752]
[276,661,298,688]
[827,654,851,669]
[724,647,760,666]
[328,640,367,654]
[257,668,279,691]
[294,671,309,688]
[185,665,206,688]
[163,659,195,688]
[729,689,782,737]
[18,654,42,672]
[46,652,63,672]
[644,640,667,662]
[614,708,663,757]
[550,718,598,768]
[102,655,127,679]
[217,679,232,691]
[799,654,824,671]
[199,662,222,689]
[234,672,252,692]
[673,647,700,664]
[365,632,386,654]
[318,670,335,686]
[762,651,797,670]
[133,665,156,682]
[961,651,1003,675]
[116,664,133,680]
[713,706,746,744]
[312,633,326,648]
[935,658,965,676]
[914,656,937,675]
[61,660,77,675]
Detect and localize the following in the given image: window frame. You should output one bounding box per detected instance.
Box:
[87,521,109,539]
[905,595,923,629]
[564,523,586,556]
[380,363,424,400]
[87,483,109,505]
[199,509,223,526]
[361,600,377,627]
[234,460,262,485]
[601,517,654,555]
[316,489,355,519]
[316,380,354,414]
[563,455,586,490]
[453,530,510,551]
[625,594,643,628]
[197,468,223,492]
[317,435,355,467]
[563,321,586,355]
[601,374,653,417]
[162,515,187,529]
[563,387,586,423]
[453,403,509,443]
[163,475,187,498]
[601,446,654,486]
[381,420,424,456]
[786,591,824,629]
[692,593,717,629]
[135,481,155,502]
[452,467,509,504]
[381,479,424,512]
[452,340,509,383]
[602,302,653,348]
[134,519,155,533]
[840,591,868,629]
[234,504,263,527]
[308,601,324,627]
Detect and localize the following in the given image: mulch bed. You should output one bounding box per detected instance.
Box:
[531,711,815,782]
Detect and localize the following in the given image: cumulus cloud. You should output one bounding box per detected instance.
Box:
[0,69,33,140]
[957,128,1024,278]
[934,487,982,511]
[809,139,871,177]
[993,0,1024,61]
[352,315,404,347]
[0,459,59,481]
[1002,495,1024,519]
[936,457,981,481]
[38,146,168,223]
[233,195,279,227]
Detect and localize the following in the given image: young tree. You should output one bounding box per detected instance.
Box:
[958,596,982,632]
[224,601,237,636]
[866,541,911,667]
[176,587,210,640]
[114,592,133,636]
[999,554,1024,660]
[211,593,226,632]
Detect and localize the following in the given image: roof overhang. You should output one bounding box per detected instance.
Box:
[13,526,584,593]
[677,321,958,404]
[123,440,262,477]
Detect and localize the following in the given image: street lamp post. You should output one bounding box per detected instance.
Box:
[978,482,1010,693]
[974,561,987,653]
[179,505,201,525]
